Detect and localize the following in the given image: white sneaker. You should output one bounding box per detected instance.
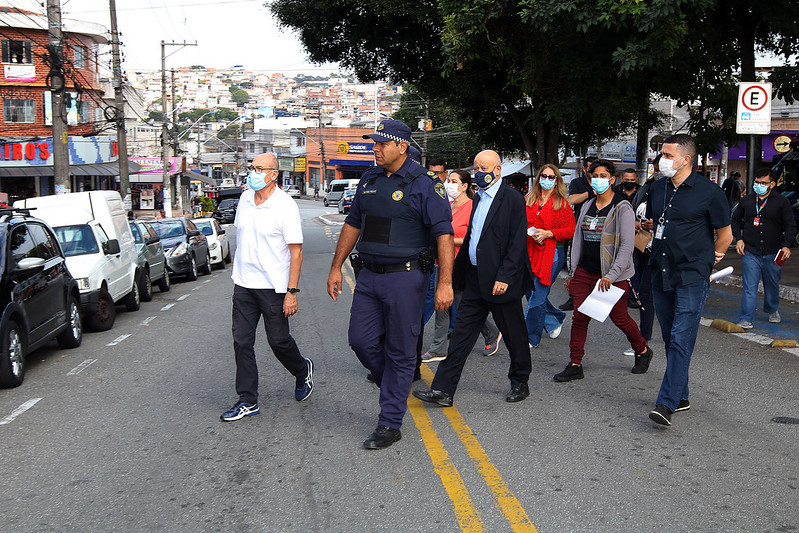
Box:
[737,321,754,329]
[623,348,635,356]
[769,311,781,323]
[548,324,563,339]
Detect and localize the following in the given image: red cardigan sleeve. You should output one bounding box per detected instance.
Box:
[550,203,576,242]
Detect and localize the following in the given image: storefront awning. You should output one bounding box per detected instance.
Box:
[0,160,142,177]
[185,170,217,186]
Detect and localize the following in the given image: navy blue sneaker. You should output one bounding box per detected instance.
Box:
[220,402,260,422]
[295,358,314,401]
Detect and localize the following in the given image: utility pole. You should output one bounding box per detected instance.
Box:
[47,0,69,193]
[109,0,129,207]
[161,40,196,217]
[317,101,326,191]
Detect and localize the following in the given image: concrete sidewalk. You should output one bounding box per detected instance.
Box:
[715,248,799,303]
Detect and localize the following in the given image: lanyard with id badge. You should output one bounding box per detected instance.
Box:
[655,184,681,240]
[754,197,768,226]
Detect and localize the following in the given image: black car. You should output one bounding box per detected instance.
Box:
[0,208,83,388]
[149,218,211,281]
[338,189,356,214]
[213,198,239,224]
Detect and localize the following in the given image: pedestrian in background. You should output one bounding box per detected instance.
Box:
[221,153,313,422]
[555,159,652,383]
[647,134,733,427]
[414,149,533,407]
[732,167,795,329]
[524,164,575,348]
[423,169,501,362]
[326,120,453,450]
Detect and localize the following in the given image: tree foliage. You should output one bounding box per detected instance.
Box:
[229,86,250,106]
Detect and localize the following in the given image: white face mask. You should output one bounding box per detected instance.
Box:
[659,156,687,178]
[445,182,462,200]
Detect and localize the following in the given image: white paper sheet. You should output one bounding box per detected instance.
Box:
[576,280,625,322]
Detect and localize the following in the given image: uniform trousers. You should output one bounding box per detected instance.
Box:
[349,267,427,429]
[432,266,531,396]
[232,285,306,405]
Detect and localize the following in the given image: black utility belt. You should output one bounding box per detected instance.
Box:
[362,260,422,274]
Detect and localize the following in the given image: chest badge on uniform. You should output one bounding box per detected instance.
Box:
[435,182,446,199]
[392,190,404,201]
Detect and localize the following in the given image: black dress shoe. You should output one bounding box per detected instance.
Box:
[366,373,374,383]
[363,425,402,449]
[558,296,574,311]
[412,388,454,407]
[505,383,530,402]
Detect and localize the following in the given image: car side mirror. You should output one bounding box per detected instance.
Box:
[145,235,160,245]
[218,228,225,235]
[14,256,45,276]
[188,229,200,237]
[103,239,121,255]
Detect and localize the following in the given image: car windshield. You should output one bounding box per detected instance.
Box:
[218,199,238,209]
[130,222,142,244]
[53,225,100,256]
[344,190,355,198]
[150,221,185,239]
[194,220,213,236]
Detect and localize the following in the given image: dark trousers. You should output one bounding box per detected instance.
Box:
[432,267,531,397]
[635,250,654,341]
[349,268,427,429]
[568,266,647,365]
[232,285,306,404]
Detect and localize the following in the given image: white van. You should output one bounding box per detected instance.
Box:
[14,191,141,331]
[324,179,360,207]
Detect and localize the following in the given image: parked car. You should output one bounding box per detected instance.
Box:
[129,220,170,300]
[324,179,359,207]
[149,218,211,281]
[213,198,239,224]
[338,189,356,214]
[282,184,302,198]
[14,191,141,331]
[0,208,83,388]
[193,217,231,269]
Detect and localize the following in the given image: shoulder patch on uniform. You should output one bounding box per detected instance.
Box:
[427,170,436,177]
[435,182,446,199]
[392,190,404,201]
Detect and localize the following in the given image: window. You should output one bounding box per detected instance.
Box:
[73,45,86,69]
[4,99,35,123]
[1,39,32,64]
[53,225,99,256]
[130,222,142,244]
[27,223,59,259]
[9,226,36,262]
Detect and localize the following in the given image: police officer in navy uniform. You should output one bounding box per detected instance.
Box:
[327,119,454,450]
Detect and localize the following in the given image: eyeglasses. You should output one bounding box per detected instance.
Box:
[252,166,277,173]
[435,170,448,176]
[540,174,557,179]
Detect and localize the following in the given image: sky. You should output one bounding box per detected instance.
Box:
[6,0,339,74]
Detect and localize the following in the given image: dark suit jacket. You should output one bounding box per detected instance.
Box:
[453,180,533,302]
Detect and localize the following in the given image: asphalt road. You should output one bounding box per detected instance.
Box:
[1,198,798,532]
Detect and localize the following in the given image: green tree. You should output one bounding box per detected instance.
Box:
[229,86,250,106]
[214,108,240,121]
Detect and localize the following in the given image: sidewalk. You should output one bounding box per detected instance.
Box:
[714,248,799,304]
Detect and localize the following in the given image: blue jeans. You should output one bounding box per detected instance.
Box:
[651,275,709,412]
[422,264,437,325]
[739,251,782,322]
[525,246,566,347]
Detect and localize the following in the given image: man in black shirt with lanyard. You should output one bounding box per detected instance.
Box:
[731,168,796,328]
[646,134,733,427]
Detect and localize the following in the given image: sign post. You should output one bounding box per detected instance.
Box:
[736,82,772,190]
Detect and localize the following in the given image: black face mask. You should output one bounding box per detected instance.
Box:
[623,181,637,191]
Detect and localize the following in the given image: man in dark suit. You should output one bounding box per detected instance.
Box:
[413,150,533,406]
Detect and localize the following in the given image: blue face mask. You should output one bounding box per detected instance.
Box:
[248,170,267,191]
[753,183,769,196]
[591,178,611,194]
[539,177,556,190]
[474,170,495,189]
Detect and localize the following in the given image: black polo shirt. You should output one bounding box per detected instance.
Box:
[731,192,796,256]
[646,171,730,290]
[568,174,593,221]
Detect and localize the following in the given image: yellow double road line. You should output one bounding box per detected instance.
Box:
[410,365,538,532]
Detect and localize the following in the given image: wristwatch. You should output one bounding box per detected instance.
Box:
[287,287,300,294]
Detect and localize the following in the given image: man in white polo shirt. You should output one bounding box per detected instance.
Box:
[221,153,313,422]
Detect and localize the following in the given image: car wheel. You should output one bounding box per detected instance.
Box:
[124,280,141,311]
[186,254,198,281]
[86,287,116,331]
[139,270,153,302]
[0,320,25,388]
[216,254,226,269]
[158,269,171,292]
[224,248,232,264]
[200,251,212,275]
[57,295,83,349]
[324,198,329,207]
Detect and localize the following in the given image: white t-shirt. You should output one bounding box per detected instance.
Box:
[232,187,303,291]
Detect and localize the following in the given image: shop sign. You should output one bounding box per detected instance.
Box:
[0,135,117,167]
[336,142,373,155]
[129,157,184,175]
[4,64,35,82]
[278,157,294,172]
[295,157,307,172]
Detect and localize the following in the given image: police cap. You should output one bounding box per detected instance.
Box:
[363,119,412,144]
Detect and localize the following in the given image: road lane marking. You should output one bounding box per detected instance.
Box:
[342,262,356,293]
[177,295,189,301]
[67,359,97,375]
[418,365,537,532]
[106,334,131,346]
[192,287,200,291]
[161,303,176,311]
[0,398,42,425]
[139,316,157,326]
[408,396,484,532]
[203,279,212,283]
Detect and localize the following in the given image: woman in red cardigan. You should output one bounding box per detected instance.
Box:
[525,164,576,347]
